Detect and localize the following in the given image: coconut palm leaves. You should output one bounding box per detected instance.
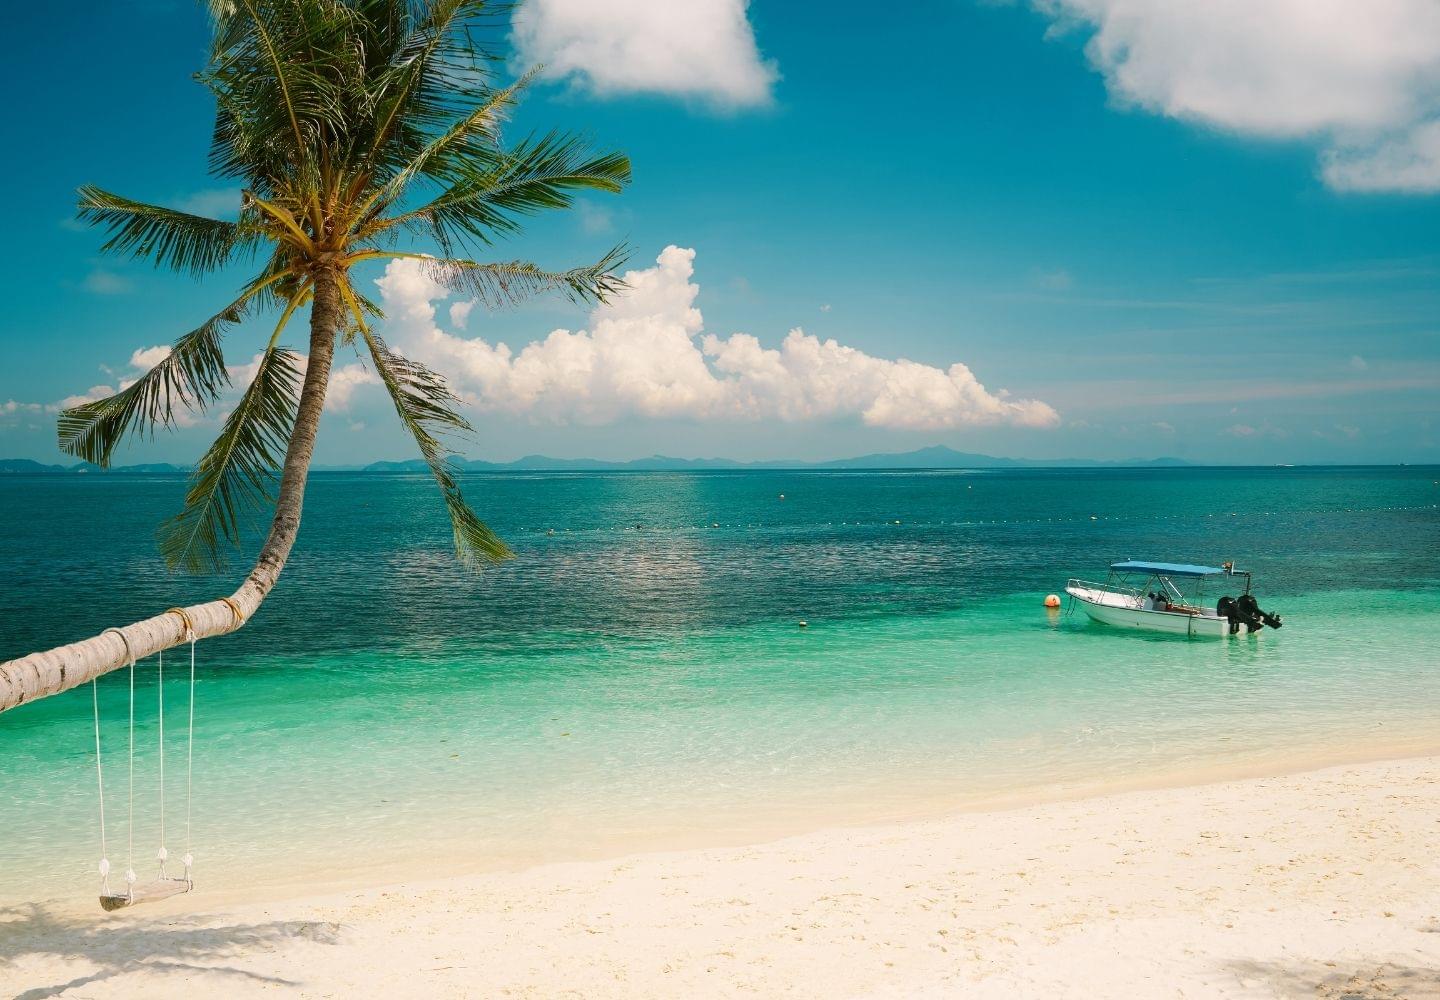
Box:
[77,186,255,276]
[158,348,304,572]
[415,249,630,309]
[58,298,246,465]
[61,0,631,572]
[362,331,510,566]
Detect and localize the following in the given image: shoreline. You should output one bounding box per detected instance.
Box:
[9,734,1440,914]
[4,752,1437,997]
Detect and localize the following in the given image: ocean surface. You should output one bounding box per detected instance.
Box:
[2,466,1438,906]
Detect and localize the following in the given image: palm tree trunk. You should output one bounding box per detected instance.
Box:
[0,269,343,715]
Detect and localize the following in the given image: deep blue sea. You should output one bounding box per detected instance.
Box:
[2,466,1438,905]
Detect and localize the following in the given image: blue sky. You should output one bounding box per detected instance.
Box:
[2,0,1438,465]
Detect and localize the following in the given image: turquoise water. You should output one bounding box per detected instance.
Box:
[2,467,1439,904]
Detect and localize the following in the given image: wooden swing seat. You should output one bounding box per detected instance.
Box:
[99,876,192,911]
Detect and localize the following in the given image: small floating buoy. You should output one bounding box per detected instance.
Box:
[1089,515,1098,521]
[797,620,808,628]
[778,494,786,500]
[1044,594,1061,608]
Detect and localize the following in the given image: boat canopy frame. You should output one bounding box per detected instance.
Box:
[1106,560,1252,600]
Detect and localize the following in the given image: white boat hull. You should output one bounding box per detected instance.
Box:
[1065,585,1240,639]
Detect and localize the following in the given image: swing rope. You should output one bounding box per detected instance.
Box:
[163,607,197,885]
[91,610,202,908]
[184,627,196,878]
[91,656,112,896]
[94,627,137,900]
[157,645,168,878]
[125,631,136,893]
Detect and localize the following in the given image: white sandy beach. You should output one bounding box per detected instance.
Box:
[2,755,1436,999]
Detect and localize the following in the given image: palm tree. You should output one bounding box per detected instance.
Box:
[0,0,630,713]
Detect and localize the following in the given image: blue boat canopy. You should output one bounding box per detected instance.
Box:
[1110,560,1227,578]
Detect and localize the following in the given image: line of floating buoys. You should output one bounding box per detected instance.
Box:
[504,502,1435,538]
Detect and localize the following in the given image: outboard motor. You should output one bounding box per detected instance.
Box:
[1218,594,1282,633]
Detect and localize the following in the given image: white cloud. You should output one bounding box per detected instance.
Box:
[376,246,1059,432]
[325,363,380,412]
[1349,354,1369,371]
[55,384,115,411]
[449,299,476,330]
[229,352,377,414]
[513,0,777,109]
[130,345,171,370]
[1038,0,1440,193]
[1323,120,1440,193]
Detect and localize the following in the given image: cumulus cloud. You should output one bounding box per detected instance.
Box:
[325,362,380,412]
[449,299,476,330]
[377,246,1059,432]
[130,345,171,369]
[512,0,777,109]
[1037,0,1440,193]
[55,384,115,411]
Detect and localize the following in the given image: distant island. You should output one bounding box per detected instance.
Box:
[2,446,1191,476]
[0,459,192,476]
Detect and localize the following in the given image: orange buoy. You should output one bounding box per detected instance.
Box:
[1044,594,1061,608]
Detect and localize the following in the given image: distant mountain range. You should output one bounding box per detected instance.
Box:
[1,447,1191,477]
[0,458,190,475]
[356,446,1192,473]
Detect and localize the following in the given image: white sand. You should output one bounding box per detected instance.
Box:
[3,756,1437,999]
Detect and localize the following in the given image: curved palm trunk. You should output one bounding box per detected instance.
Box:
[0,270,342,715]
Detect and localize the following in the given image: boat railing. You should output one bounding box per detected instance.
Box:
[1067,578,1144,600]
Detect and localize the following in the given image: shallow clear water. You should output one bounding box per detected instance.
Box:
[1,466,1438,904]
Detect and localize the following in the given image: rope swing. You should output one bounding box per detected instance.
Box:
[92,611,199,911]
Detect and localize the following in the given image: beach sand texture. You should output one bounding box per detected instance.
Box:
[2,756,1436,999]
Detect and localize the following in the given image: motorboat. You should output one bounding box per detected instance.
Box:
[1065,560,1283,639]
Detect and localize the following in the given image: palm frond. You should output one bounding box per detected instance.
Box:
[157,346,303,572]
[201,0,343,186]
[371,132,631,252]
[76,185,254,276]
[419,245,630,309]
[356,66,537,229]
[358,0,497,174]
[362,330,510,567]
[56,290,264,465]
